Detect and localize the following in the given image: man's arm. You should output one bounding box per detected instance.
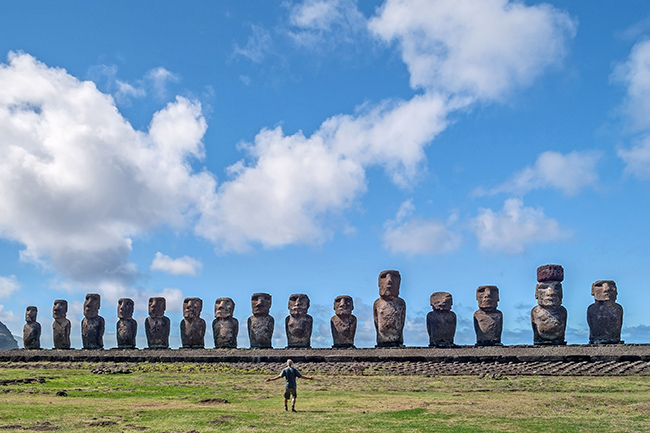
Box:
[265,375,282,382]
[299,375,314,380]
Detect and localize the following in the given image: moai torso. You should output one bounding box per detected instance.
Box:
[587,280,623,344]
[331,295,357,348]
[427,292,456,347]
[285,294,312,348]
[116,298,137,349]
[181,297,206,349]
[373,270,406,347]
[23,307,41,349]
[248,293,274,348]
[81,294,104,349]
[213,297,238,348]
[531,265,567,345]
[52,300,71,349]
[145,297,170,349]
[473,285,503,346]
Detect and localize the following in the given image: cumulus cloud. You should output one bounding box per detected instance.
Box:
[0,275,20,298]
[478,150,601,196]
[150,252,202,276]
[471,198,569,254]
[383,200,461,255]
[287,0,367,47]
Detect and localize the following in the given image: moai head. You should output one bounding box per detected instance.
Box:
[53,300,68,319]
[117,298,134,320]
[378,270,401,300]
[592,280,618,303]
[333,295,354,317]
[83,294,101,319]
[183,297,203,320]
[535,281,563,308]
[148,297,166,318]
[251,293,272,317]
[25,306,37,323]
[430,292,453,311]
[476,286,499,312]
[214,297,235,319]
[288,294,310,317]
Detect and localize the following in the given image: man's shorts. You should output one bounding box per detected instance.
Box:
[284,388,297,399]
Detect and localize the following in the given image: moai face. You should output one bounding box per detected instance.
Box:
[183,297,202,320]
[251,293,272,317]
[334,295,354,317]
[53,300,68,319]
[378,270,401,300]
[25,306,37,323]
[288,294,310,317]
[535,281,563,307]
[430,292,453,311]
[214,297,235,319]
[117,298,134,320]
[592,280,617,302]
[148,297,166,318]
[84,294,101,319]
[476,286,499,311]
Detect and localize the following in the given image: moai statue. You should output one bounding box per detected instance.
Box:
[427,292,457,347]
[212,297,238,349]
[531,264,567,345]
[473,285,503,346]
[587,280,623,344]
[248,293,274,349]
[116,298,137,349]
[52,300,71,349]
[285,294,313,348]
[23,306,41,349]
[181,297,206,349]
[81,293,105,349]
[373,270,406,347]
[145,297,170,349]
[331,295,357,348]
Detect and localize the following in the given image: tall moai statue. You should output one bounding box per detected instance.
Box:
[145,297,170,349]
[331,295,357,348]
[587,280,623,344]
[23,306,41,349]
[248,293,274,348]
[473,285,503,346]
[81,293,105,349]
[531,264,567,345]
[180,297,206,349]
[52,299,71,349]
[427,292,456,347]
[212,297,238,348]
[116,298,137,349]
[285,294,313,348]
[373,270,406,347]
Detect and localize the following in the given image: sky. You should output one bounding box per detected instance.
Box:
[1,0,650,349]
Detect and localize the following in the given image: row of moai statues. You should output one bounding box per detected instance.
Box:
[22,265,623,349]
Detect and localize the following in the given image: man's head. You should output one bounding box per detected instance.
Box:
[535,281,563,307]
[214,297,235,319]
[53,300,68,319]
[183,297,203,320]
[251,293,272,317]
[430,292,453,311]
[333,295,354,317]
[117,298,134,320]
[592,280,617,302]
[378,270,401,300]
[476,286,499,311]
[25,306,37,323]
[287,359,294,367]
[148,297,166,318]
[84,294,101,319]
[288,294,310,317]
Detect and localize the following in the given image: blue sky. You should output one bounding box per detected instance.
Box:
[1,0,650,349]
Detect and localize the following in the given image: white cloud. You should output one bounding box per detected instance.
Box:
[479,150,601,196]
[0,275,20,298]
[150,252,202,276]
[368,0,576,99]
[383,200,461,255]
[287,0,367,47]
[0,304,18,322]
[612,39,650,131]
[619,136,650,179]
[115,80,146,102]
[471,198,569,254]
[145,67,180,100]
[233,25,273,63]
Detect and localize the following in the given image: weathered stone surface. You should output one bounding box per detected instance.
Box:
[474,286,503,346]
[285,293,312,348]
[145,297,170,349]
[427,292,456,347]
[181,297,206,349]
[331,295,357,348]
[52,299,71,350]
[587,280,623,344]
[531,279,567,345]
[374,270,406,348]
[212,297,238,348]
[0,320,17,350]
[537,264,564,282]
[23,306,41,349]
[248,293,274,349]
[116,298,137,349]
[81,294,105,350]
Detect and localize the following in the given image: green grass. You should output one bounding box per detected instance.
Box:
[0,362,649,432]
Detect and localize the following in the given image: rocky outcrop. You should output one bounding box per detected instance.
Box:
[0,321,18,349]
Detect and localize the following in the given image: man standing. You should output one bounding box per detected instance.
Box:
[266,359,314,412]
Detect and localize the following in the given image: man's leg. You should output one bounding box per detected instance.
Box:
[284,397,288,411]
[291,395,297,412]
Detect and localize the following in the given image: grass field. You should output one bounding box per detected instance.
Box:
[0,362,649,432]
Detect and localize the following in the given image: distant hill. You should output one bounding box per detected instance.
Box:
[0,321,18,349]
